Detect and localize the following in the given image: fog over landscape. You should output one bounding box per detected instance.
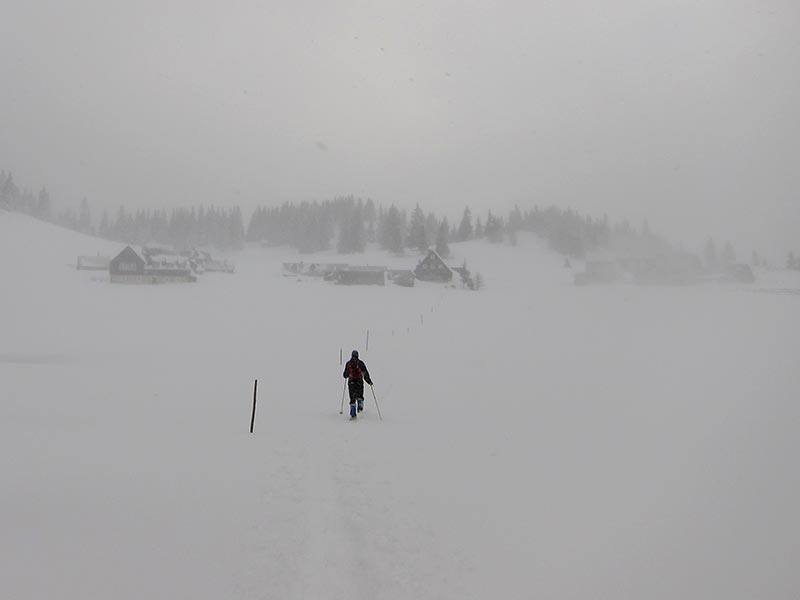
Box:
[1,1,799,254]
[1,2,799,600]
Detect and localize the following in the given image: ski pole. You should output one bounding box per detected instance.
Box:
[339,380,347,414]
[370,384,383,421]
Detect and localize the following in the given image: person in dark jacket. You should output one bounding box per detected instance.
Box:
[343,350,372,418]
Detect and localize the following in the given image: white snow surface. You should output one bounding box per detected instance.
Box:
[1,210,799,599]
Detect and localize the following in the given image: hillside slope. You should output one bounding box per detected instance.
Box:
[1,211,798,599]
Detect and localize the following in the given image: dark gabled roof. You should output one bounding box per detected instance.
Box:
[416,249,452,272]
[112,245,147,265]
[420,249,450,267]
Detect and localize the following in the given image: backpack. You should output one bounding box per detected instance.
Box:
[347,359,363,381]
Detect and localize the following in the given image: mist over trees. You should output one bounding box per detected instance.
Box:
[98,206,246,250]
[2,168,786,264]
[1,170,246,250]
[245,199,676,260]
[1,171,52,220]
[246,197,374,254]
[407,204,428,253]
[379,204,406,254]
[435,218,451,259]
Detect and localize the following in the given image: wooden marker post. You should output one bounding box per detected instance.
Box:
[250,379,258,433]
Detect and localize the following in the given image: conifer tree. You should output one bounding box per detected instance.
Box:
[229,206,245,249]
[36,188,51,218]
[508,205,523,234]
[722,241,736,263]
[435,218,451,258]
[99,210,110,238]
[0,173,20,209]
[337,199,366,253]
[364,198,377,243]
[425,211,438,247]
[485,210,503,243]
[351,200,366,252]
[457,206,473,241]
[407,204,427,252]
[380,204,404,253]
[78,198,93,234]
[704,238,717,267]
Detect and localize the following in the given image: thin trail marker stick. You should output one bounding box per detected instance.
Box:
[339,380,347,414]
[250,379,258,433]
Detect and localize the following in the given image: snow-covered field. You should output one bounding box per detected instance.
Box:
[1,210,798,599]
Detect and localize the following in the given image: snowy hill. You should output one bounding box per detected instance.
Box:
[1,210,799,599]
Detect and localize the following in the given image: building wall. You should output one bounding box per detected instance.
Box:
[110,247,145,275]
[110,273,195,284]
[414,265,452,282]
[337,271,385,286]
[110,274,152,284]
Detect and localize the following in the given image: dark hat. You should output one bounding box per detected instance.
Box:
[351,350,359,358]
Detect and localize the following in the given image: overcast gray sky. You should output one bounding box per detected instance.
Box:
[1,0,798,256]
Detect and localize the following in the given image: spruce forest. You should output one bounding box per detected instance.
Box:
[0,169,733,261]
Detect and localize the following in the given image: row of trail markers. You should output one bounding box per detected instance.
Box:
[337,299,439,359]
[324,296,444,425]
[251,321,409,430]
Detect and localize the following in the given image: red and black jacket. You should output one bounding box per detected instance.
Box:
[343,358,372,386]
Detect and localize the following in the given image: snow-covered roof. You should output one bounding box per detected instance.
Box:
[148,254,189,267]
[77,256,110,267]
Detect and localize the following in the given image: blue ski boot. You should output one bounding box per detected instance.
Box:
[350,404,357,419]
[357,399,364,412]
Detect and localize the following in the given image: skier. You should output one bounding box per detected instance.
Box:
[343,350,372,419]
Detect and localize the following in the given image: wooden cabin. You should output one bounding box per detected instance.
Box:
[414,250,453,282]
[633,254,703,285]
[110,246,196,284]
[109,246,147,283]
[282,262,346,277]
[334,266,386,286]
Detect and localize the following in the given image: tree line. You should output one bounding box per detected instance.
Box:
[96,205,246,250]
[0,169,674,257]
[1,169,245,250]
[246,197,456,257]
[247,198,674,260]
[2,168,779,263]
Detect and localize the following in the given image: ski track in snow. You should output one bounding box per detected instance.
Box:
[239,414,475,600]
[297,433,360,600]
